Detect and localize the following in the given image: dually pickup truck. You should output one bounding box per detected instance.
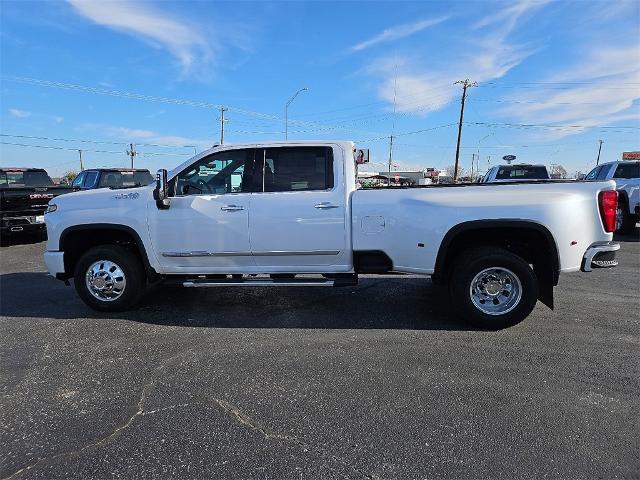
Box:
[43,141,621,329]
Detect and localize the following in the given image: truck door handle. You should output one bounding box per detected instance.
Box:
[314,202,340,209]
[221,205,244,211]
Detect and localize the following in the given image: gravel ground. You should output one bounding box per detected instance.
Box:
[1,230,639,479]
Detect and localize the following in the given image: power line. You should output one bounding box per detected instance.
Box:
[0,133,203,149]
[469,98,607,106]
[466,121,639,130]
[0,141,191,156]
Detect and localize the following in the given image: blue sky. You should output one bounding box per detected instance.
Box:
[1,0,639,177]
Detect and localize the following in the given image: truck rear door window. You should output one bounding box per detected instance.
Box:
[259,147,333,192]
[613,163,640,179]
[495,166,548,180]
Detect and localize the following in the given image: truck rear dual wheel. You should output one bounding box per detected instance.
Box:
[74,245,146,311]
[449,247,538,329]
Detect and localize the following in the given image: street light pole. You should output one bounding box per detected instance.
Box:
[285,87,308,141]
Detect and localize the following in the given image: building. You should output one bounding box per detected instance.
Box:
[357,168,445,186]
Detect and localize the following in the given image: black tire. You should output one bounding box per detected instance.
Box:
[74,245,146,311]
[449,247,538,329]
[616,198,638,235]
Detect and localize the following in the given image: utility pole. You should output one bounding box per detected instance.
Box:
[285,87,309,141]
[219,106,228,144]
[387,135,394,186]
[78,149,84,171]
[126,143,137,169]
[471,153,476,181]
[453,79,477,182]
[596,139,603,165]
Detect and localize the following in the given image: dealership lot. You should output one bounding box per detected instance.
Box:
[1,231,638,479]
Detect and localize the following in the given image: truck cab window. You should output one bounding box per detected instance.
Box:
[614,163,640,179]
[596,165,611,180]
[585,166,601,180]
[72,172,86,187]
[175,148,255,196]
[258,147,333,192]
[83,171,98,188]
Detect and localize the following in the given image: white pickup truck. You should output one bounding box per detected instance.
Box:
[585,160,639,234]
[43,141,621,329]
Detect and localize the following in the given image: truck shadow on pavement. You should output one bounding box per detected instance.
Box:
[0,272,472,331]
[0,232,47,247]
[613,227,639,243]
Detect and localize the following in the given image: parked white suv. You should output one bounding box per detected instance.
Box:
[43,141,620,329]
[585,161,639,234]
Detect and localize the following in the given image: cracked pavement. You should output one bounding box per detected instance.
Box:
[1,231,639,479]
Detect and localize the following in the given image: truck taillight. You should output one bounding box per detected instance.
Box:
[598,190,618,233]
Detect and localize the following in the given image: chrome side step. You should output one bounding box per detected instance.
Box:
[183,278,336,288]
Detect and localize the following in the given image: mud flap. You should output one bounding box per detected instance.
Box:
[534,262,554,310]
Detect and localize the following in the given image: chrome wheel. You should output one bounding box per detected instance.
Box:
[85,260,127,302]
[470,267,522,315]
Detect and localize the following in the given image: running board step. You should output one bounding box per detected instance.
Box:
[184,278,336,288]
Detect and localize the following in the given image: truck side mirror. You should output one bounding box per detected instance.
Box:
[153,169,170,209]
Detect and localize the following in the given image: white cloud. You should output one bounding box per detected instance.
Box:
[54,116,64,124]
[67,0,213,71]
[108,126,155,139]
[9,108,32,118]
[501,45,640,137]
[369,38,535,115]
[104,125,212,149]
[351,16,450,52]
[366,1,543,115]
[473,0,549,30]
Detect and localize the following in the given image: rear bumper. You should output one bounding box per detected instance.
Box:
[581,242,620,272]
[44,251,65,277]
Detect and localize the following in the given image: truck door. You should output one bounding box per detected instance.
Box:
[248,145,351,271]
[148,148,258,273]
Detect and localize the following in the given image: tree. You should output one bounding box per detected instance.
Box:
[549,165,567,179]
[444,164,466,180]
[62,171,78,185]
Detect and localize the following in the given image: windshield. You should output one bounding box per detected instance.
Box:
[495,166,549,180]
[0,170,54,186]
[97,170,154,189]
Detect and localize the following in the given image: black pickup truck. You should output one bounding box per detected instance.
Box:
[0,168,75,235]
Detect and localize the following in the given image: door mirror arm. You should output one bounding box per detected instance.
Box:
[153,169,171,209]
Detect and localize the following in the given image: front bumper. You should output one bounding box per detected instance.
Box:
[581,242,620,272]
[44,251,65,277]
[1,214,46,233]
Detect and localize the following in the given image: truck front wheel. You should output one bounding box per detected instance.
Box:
[74,245,146,311]
[449,247,538,329]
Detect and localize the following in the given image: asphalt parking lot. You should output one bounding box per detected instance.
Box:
[1,231,639,480]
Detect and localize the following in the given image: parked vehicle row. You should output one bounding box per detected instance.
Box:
[42,141,621,329]
[1,168,153,237]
